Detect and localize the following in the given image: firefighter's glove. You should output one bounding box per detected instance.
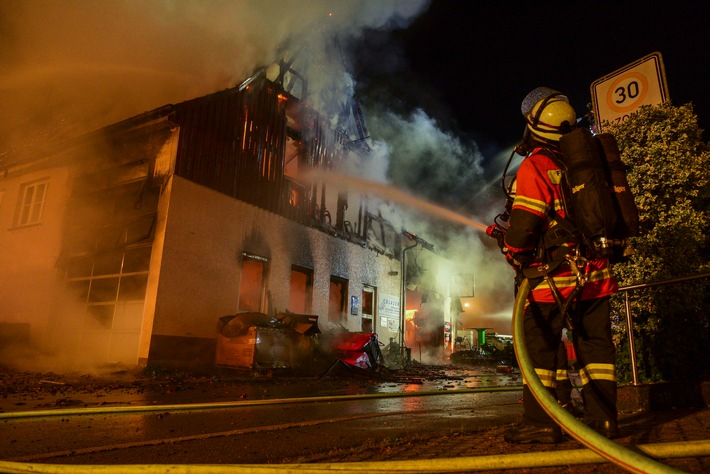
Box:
[496,237,508,254]
[505,252,520,270]
[505,251,533,271]
[485,224,508,254]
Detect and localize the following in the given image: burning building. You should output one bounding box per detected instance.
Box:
[0,48,468,372]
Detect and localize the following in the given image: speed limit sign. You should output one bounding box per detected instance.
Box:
[591,52,669,131]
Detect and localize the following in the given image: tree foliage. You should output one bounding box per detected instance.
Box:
[604,102,710,383]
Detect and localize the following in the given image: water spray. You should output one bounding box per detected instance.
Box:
[302,170,489,233]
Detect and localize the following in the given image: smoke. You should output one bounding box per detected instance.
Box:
[0,0,433,373]
[329,104,517,333]
[0,0,430,150]
[1,0,518,369]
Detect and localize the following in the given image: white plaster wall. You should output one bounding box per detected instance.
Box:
[152,176,402,343]
[0,167,70,345]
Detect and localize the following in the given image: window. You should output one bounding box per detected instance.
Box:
[66,245,152,315]
[289,265,313,314]
[361,286,376,332]
[15,179,49,226]
[238,253,269,312]
[328,276,348,323]
[451,273,475,298]
[64,244,152,361]
[284,132,302,180]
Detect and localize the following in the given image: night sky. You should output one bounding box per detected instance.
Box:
[353,1,710,154]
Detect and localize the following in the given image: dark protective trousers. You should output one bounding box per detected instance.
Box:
[521,297,617,427]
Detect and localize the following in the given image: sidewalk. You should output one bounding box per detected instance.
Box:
[295,405,710,473]
[306,379,710,473]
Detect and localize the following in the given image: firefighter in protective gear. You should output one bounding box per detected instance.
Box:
[502,87,620,444]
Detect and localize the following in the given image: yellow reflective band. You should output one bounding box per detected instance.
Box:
[534,267,614,292]
[522,368,557,388]
[587,268,613,282]
[556,369,568,381]
[580,363,616,383]
[579,367,590,385]
[535,368,557,388]
[514,195,548,215]
[579,268,612,280]
[534,277,578,291]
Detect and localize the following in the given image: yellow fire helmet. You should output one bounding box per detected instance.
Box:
[521,87,577,143]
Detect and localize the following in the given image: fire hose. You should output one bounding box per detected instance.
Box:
[1,280,709,472]
[511,278,686,474]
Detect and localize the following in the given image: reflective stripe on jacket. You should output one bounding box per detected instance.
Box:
[504,147,618,303]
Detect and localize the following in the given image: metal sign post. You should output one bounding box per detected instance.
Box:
[590,52,669,131]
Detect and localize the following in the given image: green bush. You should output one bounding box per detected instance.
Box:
[604,102,710,383]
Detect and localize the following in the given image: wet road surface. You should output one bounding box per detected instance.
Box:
[2,364,707,472]
[3,390,523,464]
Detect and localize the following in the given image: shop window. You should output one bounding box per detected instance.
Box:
[88,277,120,303]
[118,274,148,300]
[63,243,152,365]
[93,250,124,275]
[15,178,49,227]
[328,276,348,323]
[289,265,313,314]
[122,246,152,273]
[239,253,269,312]
[86,304,115,330]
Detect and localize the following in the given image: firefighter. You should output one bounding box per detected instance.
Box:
[502,87,619,444]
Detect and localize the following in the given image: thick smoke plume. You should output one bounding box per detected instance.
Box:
[0,0,432,372]
[1,0,518,372]
[0,0,430,150]
[358,107,517,333]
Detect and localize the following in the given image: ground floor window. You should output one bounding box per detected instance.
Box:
[328,276,348,323]
[289,265,313,314]
[62,244,152,364]
[361,285,376,332]
[239,253,269,312]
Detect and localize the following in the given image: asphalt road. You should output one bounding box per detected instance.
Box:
[3,390,523,465]
[1,364,526,466]
[2,366,709,473]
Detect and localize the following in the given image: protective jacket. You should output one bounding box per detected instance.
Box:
[504,147,618,303]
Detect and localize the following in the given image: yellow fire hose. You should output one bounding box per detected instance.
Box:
[0,386,522,420]
[1,282,709,472]
[0,441,709,473]
[512,278,686,474]
[0,439,708,473]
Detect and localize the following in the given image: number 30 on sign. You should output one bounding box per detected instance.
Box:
[591,52,669,131]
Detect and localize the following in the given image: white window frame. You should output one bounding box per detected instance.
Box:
[15,178,49,227]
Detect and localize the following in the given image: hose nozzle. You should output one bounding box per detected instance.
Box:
[486,224,508,253]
